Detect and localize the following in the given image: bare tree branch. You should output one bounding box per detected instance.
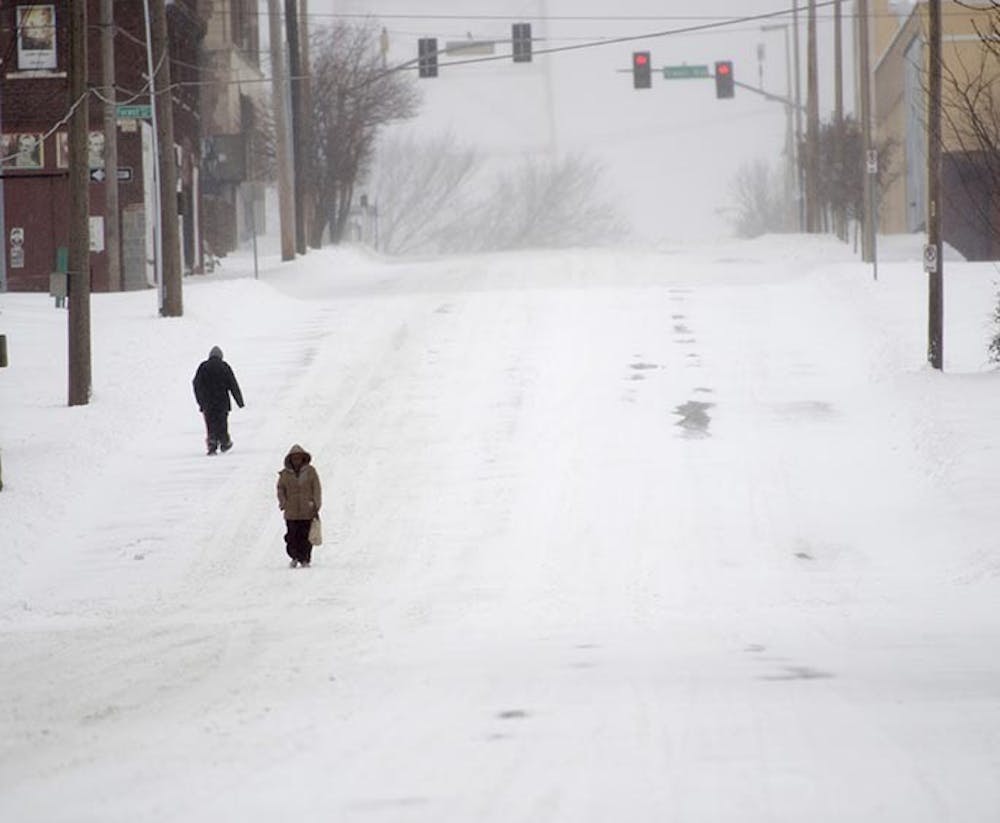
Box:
[308,21,420,246]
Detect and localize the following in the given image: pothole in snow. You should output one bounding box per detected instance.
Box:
[673,400,714,437]
[760,665,834,682]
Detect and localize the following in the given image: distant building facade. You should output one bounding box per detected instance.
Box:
[198,0,264,258]
[871,0,1000,260]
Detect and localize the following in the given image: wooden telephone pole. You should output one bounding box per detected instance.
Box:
[927,0,944,369]
[805,0,821,232]
[858,0,877,268]
[299,0,316,248]
[267,0,296,261]
[101,0,121,291]
[150,0,182,316]
[68,0,91,405]
[834,0,846,240]
[285,0,307,254]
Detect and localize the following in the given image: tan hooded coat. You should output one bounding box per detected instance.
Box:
[276,444,322,521]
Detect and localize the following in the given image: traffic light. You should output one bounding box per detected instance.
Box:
[418,38,438,78]
[714,60,734,98]
[632,51,652,89]
[512,22,532,63]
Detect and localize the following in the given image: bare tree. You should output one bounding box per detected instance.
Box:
[459,155,626,252]
[728,159,788,238]
[308,22,420,246]
[938,13,1000,248]
[814,116,898,235]
[373,143,625,254]
[372,132,481,255]
[945,3,1000,357]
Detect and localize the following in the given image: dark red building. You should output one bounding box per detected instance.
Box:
[0,1,206,292]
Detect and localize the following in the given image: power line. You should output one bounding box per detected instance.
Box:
[381,1,847,74]
[238,5,988,23]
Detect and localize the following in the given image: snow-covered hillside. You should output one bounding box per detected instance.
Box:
[1,238,999,821]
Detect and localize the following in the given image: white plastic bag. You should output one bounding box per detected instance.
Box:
[308,514,323,546]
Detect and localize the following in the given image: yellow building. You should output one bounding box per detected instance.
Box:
[872,0,1000,259]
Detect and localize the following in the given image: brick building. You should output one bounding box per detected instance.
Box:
[0,1,206,292]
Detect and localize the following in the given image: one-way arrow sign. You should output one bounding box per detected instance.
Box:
[89,167,134,183]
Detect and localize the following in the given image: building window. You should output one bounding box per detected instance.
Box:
[16,5,57,71]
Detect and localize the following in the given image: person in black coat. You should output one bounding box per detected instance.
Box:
[192,346,245,455]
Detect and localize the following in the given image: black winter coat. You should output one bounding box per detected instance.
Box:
[193,357,244,413]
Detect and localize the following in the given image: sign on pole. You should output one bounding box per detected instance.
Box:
[866,149,878,175]
[663,65,710,79]
[116,104,152,119]
[923,243,939,274]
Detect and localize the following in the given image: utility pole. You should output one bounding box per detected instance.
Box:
[68,0,91,405]
[834,0,846,240]
[792,0,804,231]
[267,0,296,261]
[100,0,121,291]
[151,0,182,316]
[285,0,307,254]
[0,46,7,291]
[300,0,316,249]
[858,0,877,269]
[927,0,944,370]
[805,0,821,233]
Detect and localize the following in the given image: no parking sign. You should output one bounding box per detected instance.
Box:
[923,244,939,274]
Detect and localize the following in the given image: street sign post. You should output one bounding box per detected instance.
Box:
[116,104,152,119]
[662,65,710,79]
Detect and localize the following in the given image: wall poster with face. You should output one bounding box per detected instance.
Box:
[16,5,57,71]
[88,131,106,169]
[1,134,44,169]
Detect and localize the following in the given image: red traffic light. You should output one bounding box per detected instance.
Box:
[714,60,734,98]
[632,51,652,88]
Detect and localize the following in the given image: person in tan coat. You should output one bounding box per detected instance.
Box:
[276,444,322,567]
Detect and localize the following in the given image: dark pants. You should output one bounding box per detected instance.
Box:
[203,410,231,452]
[285,519,312,564]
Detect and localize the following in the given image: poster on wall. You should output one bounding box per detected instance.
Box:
[56,133,68,168]
[1,134,44,169]
[16,5,57,71]
[55,132,106,169]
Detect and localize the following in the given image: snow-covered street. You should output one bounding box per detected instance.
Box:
[2,239,999,821]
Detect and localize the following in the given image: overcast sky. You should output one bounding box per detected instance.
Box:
[275,2,856,244]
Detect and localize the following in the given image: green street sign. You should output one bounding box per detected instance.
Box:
[662,65,710,80]
[116,104,152,119]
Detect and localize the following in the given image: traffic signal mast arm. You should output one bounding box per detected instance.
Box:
[732,78,805,111]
